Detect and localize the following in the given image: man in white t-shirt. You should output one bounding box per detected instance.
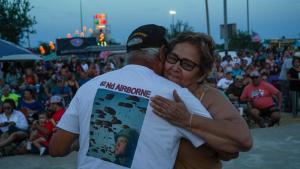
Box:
[49,24,211,169]
[217,70,234,91]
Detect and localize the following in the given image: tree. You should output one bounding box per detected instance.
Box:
[0,0,36,44]
[167,20,194,39]
[228,30,262,51]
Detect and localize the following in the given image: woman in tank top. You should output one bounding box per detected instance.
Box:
[150,32,253,169]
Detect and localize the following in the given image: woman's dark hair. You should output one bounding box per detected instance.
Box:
[292,57,300,66]
[167,32,216,77]
[3,99,16,110]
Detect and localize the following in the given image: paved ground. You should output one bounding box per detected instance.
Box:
[0,114,299,169]
[0,152,77,169]
[223,123,300,169]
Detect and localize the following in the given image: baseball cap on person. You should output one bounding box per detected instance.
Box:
[126,24,168,52]
[235,75,244,80]
[224,69,232,74]
[250,70,261,78]
[50,95,63,104]
[2,84,10,91]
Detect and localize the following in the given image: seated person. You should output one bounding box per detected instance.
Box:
[217,70,233,91]
[226,75,245,103]
[50,78,72,106]
[20,88,44,122]
[1,85,20,107]
[240,71,282,128]
[0,99,28,156]
[48,95,65,126]
[27,112,54,156]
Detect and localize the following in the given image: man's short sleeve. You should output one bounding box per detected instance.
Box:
[176,88,212,147]
[240,85,250,101]
[57,95,80,134]
[265,82,279,95]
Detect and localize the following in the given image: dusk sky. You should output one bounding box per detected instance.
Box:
[28,0,300,47]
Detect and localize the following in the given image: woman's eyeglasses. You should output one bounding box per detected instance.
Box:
[166,53,199,71]
[2,106,12,110]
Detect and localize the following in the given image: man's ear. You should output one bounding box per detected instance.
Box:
[158,45,167,62]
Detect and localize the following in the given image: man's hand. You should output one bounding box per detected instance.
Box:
[1,122,10,127]
[8,121,16,127]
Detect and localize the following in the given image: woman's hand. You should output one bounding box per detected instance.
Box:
[150,90,191,128]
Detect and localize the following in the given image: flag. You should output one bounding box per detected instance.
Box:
[251,31,261,43]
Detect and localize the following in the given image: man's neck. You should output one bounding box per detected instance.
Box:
[127,57,162,75]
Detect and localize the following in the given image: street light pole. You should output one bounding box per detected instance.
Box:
[223,0,229,53]
[172,15,175,27]
[205,0,211,36]
[80,0,83,32]
[247,0,250,34]
[169,10,176,28]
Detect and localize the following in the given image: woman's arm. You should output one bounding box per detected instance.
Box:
[151,89,252,154]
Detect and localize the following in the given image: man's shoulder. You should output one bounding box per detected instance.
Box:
[153,75,181,88]
[244,83,253,91]
[203,85,224,97]
[260,81,272,87]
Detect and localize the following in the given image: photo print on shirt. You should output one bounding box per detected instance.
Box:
[87,88,148,168]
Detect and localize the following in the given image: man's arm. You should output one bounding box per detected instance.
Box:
[49,128,79,157]
[267,82,282,110]
[275,91,282,110]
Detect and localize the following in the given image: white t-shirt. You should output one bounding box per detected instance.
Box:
[220,60,234,69]
[244,56,252,66]
[58,65,211,169]
[0,110,28,132]
[279,57,293,80]
[217,78,233,90]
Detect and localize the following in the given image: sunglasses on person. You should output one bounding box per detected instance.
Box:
[166,53,199,71]
[2,106,12,110]
[250,76,260,79]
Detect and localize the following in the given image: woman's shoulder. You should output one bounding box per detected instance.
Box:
[195,84,225,98]
[195,84,232,109]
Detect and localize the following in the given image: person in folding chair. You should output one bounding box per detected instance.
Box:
[240,70,282,128]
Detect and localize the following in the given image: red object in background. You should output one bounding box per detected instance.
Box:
[94,13,106,20]
[100,19,107,25]
[39,46,45,55]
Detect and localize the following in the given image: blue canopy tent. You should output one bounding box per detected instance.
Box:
[0,39,42,61]
[294,40,300,47]
[43,52,59,61]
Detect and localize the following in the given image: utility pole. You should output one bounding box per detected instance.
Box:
[247,0,250,34]
[80,0,83,32]
[223,0,228,54]
[205,0,211,36]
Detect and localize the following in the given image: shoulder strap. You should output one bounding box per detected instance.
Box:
[199,85,209,102]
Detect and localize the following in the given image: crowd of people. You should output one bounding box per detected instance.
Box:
[0,55,124,157]
[0,24,299,169]
[212,48,300,127]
